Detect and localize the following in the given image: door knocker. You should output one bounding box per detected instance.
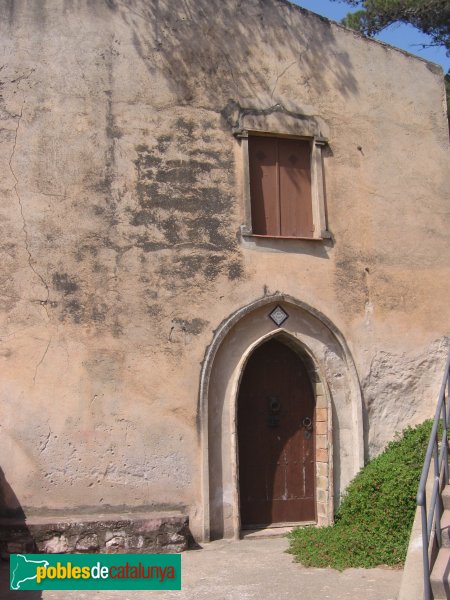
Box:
[302,416,312,429]
[269,397,281,413]
[268,396,281,428]
[302,416,313,439]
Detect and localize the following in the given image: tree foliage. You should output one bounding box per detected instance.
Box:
[336,0,450,52]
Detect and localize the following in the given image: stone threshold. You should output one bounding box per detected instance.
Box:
[241,521,316,539]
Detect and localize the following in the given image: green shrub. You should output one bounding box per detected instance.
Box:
[288,420,436,570]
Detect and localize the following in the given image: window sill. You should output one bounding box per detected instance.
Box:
[240,226,331,241]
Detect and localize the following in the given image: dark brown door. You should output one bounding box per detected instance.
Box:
[238,339,315,528]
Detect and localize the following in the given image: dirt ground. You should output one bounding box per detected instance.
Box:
[0,537,402,600]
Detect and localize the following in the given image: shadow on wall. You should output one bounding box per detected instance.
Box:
[112,0,359,107]
[111,0,357,269]
[108,0,358,274]
[0,468,42,600]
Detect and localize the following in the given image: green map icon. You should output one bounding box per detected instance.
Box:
[10,554,49,590]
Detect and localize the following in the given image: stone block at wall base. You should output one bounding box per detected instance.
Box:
[0,512,190,558]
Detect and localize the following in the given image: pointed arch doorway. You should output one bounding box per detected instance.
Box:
[238,338,316,528]
[198,295,364,542]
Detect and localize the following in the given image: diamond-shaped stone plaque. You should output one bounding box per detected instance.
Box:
[269,305,289,327]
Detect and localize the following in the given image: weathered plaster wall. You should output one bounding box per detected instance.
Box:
[0,0,448,539]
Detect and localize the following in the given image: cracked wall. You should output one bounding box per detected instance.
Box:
[0,0,448,539]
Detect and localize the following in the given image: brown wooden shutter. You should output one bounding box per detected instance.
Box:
[249,136,279,236]
[248,136,314,238]
[278,138,313,237]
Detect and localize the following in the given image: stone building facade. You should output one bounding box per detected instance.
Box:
[0,0,449,548]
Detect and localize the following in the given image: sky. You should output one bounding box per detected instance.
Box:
[291,0,450,73]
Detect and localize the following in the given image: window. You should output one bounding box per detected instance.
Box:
[248,135,313,238]
[236,122,329,241]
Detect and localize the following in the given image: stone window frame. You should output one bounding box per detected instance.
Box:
[233,111,331,242]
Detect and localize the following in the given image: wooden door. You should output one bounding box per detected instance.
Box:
[238,339,315,528]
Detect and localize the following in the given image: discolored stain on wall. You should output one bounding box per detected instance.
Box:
[334,253,370,315]
[52,273,79,295]
[62,298,85,324]
[172,318,208,335]
[228,261,244,281]
[334,248,422,319]
[129,117,244,288]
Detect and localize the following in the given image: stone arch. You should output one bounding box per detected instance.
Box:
[198,294,363,541]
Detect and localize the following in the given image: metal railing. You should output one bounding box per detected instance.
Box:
[416,349,450,600]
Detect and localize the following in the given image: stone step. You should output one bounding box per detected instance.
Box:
[241,526,296,539]
[442,485,450,511]
[0,511,189,556]
[430,547,450,600]
[440,509,450,548]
